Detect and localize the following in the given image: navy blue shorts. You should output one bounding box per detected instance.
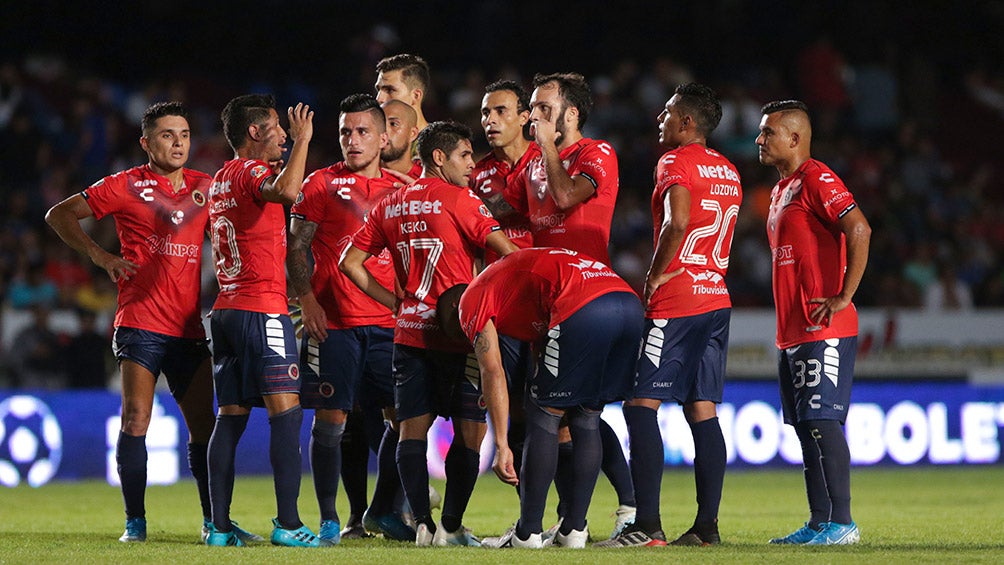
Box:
[634,308,730,404]
[529,292,643,410]
[392,344,486,423]
[300,326,394,411]
[210,309,301,407]
[112,326,210,402]
[500,333,532,397]
[778,336,857,425]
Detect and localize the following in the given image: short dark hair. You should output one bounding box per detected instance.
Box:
[415,121,472,167]
[376,53,431,91]
[339,93,386,131]
[221,94,276,151]
[761,99,810,116]
[533,72,593,129]
[141,101,188,136]
[673,83,723,137]
[485,79,530,113]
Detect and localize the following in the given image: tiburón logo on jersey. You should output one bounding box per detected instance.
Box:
[688,270,728,295]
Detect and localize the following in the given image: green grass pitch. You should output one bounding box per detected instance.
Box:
[1,467,1003,563]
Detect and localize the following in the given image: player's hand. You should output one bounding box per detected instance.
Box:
[382,167,416,188]
[808,294,852,327]
[287,103,314,143]
[529,113,557,147]
[298,293,328,342]
[492,444,519,486]
[268,158,285,175]
[93,251,139,282]
[644,267,685,307]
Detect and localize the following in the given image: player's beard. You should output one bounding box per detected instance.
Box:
[553,106,568,146]
[381,143,407,163]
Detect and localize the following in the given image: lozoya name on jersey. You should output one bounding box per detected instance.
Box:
[384,199,443,218]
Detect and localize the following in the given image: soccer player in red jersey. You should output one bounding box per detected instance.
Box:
[600,84,741,548]
[456,248,643,548]
[287,93,403,543]
[46,102,228,544]
[341,121,518,546]
[500,72,636,536]
[380,99,423,181]
[374,54,430,131]
[472,79,538,262]
[204,95,330,548]
[758,100,870,546]
[504,72,619,265]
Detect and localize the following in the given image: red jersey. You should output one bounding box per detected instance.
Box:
[406,160,423,180]
[470,144,539,263]
[352,177,501,351]
[459,247,635,343]
[291,163,397,329]
[209,158,288,314]
[504,138,618,263]
[767,158,859,348]
[647,144,742,318]
[83,164,211,339]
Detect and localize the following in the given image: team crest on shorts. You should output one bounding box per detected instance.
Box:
[191,189,206,207]
[288,364,300,380]
[477,395,487,410]
[319,382,335,398]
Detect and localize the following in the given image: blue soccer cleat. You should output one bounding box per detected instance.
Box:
[319,519,342,544]
[202,519,263,543]
[432,522,481,546]
[204,521,245,547]
[230,520,265,543]
[270,518,334,547]
[805,521,860,545]
[769,522,824,544]
[363,510,416,541]
[119,517,147,542]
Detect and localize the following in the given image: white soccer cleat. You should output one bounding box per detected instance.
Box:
[415,523,434,547]
[481,524,544,548]
[610,505,636,539]
[553,526,589,548]
[429,485,443,510]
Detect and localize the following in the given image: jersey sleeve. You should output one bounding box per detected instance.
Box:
[654,150,689,199]
[81,173,127,220]
[458,288,492,343]
[804,166,857,226]
[454,188,502,247]
[242,160,273,203]
[572,141,618,193]
[290,170,326,223]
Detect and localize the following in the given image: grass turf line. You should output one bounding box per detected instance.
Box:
[1,467,1003,564]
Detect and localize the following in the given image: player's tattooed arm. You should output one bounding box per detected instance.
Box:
[287,217,318,298]
[287,217,329,341]
[480,192,517,220]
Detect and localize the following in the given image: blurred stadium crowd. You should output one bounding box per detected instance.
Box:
[2,5,1003,388]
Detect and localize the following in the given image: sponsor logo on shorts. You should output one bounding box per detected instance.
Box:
[288,364,299,380]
